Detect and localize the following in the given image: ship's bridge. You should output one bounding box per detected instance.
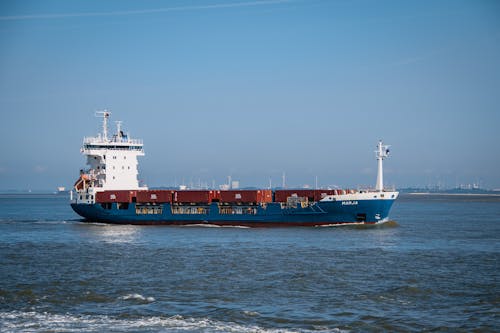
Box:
[82,136,144,153]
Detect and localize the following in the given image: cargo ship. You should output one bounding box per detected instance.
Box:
[70,112,398,226]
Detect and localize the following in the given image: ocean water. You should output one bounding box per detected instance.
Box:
[0,194,499,332]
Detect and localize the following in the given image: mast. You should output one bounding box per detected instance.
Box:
[375,140,390,192]
[95,110,111,141]
[116,121,122,137]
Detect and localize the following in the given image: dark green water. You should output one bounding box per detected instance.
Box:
[0,194,499,332]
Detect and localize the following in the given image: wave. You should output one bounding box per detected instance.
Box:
[75,221,109,226]
[179,224,251,229]
[33,220,70,224]
[376,220,399,227]
[316,220,399,229]
[119,293,155,303]
[242,310,260,317]
[0,311,348,333]
[180,224,223,228]
[316,223,365,228]
[0,218,80,225]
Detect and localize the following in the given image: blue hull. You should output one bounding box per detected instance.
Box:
[71,199,396,226]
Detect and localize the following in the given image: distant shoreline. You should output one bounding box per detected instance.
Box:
[405,192,500,197]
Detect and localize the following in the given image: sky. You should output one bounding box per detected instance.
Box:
[0,0,499,191]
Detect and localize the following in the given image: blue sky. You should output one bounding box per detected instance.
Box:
[0,0,499,191]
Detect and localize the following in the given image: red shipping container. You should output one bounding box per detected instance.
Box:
[219,190,272,203]
[173,190,211,203]
[274,190,289,202]
[219,190,250,203]
[259,189,273,203]
[210,190,221,202]
[136,190,172,203]
[96,190,134,203]
[274,190,315,202]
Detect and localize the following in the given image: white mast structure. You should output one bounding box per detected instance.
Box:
[375,140,391,192]
[97,110,110,141]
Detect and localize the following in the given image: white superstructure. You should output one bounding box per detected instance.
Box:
[73,111,147,204]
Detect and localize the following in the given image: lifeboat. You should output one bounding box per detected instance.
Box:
[73,174,90,191]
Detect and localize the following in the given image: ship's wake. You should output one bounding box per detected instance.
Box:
[354,220,399,229]
[317,220,399,229]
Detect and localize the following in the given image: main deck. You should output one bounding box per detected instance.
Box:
[71,190,398,226]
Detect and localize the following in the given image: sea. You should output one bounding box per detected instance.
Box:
[0,193,498,332]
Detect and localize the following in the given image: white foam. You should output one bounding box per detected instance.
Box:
[32,220,68,224]
[317,222,365,227]
[242,310,260,317]
[0,311,349,333]
[180,224,250,228]
[119,293,155,302]
[181,224,221,228]
[78,221,109,226]
[374,217,391,224]
[221,225,251,229]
